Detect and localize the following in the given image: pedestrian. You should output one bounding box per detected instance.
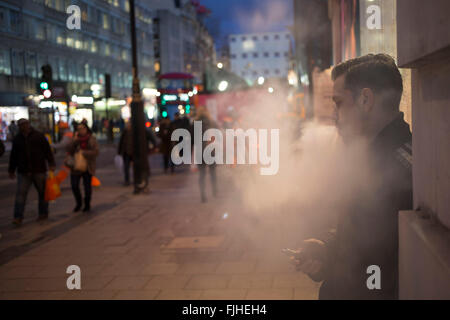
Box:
[107,119,115,143]
[158,117,174,173]
[117,121,133,186]
[291,54,412,300]
[8,119,56,226]
[0,139,5,157]
[67,122,99,212]
[194,106,218,203]
[8,120,18,140]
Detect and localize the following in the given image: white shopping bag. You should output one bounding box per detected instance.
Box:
[114,155,123,172]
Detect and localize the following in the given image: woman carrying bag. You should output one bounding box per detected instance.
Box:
[66,122,99,212]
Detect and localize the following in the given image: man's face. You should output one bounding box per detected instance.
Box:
[332,75,364,142]
[18,121,31,136]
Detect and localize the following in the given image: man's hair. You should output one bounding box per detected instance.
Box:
[331,54,403,111]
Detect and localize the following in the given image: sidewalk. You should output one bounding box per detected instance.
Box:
[0,154,320,300]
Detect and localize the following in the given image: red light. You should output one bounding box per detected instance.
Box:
[43,89,52,99]
[145,122,151,128]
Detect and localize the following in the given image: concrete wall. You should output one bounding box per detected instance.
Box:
[397,0,450,299]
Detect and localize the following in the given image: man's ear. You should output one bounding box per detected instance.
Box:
[358,88,375,113]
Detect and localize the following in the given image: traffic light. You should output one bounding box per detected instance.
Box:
[185,104,191,114]
[40,64,53,98]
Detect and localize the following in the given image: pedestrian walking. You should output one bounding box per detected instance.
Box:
[158,117,174,173]
[8,120,18,140]
[117,121,133,186]
[67,122,99,212]
[8,119,56,226]
[194,107,218,203]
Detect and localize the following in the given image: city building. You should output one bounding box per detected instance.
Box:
[0,0,155,138]
[228,31,292,85]
[151,0,216,84]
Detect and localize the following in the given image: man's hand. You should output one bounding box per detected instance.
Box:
[290,239,327,281]
[8,172,16,180]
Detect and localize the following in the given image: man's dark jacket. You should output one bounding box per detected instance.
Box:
[8,128,55,174]
[319,113,413,300]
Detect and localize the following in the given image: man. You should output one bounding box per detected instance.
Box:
[118,121,134,186]
[8,119,56,226]
[293,54,413,299]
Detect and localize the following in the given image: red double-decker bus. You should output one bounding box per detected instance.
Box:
[157,73,195,120]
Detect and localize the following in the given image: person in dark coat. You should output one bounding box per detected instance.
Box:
[118,120,158,187]
[158,117,174,173]
[118,121,134,185]
[8,119,56,226]
[292,54,413,300]
[194,107,218,203]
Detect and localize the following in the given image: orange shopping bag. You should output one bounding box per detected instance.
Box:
[91,176,101,187]
[55,167,69,184]
[45,171,62,201]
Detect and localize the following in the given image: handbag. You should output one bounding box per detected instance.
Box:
[64,154,75,169]
[74,150,88,172]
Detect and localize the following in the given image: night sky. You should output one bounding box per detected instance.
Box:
[200,0,294,49]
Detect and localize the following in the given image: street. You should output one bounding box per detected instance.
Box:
[0,142,320,300]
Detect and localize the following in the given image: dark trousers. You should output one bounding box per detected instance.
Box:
[198,164,217,199]
[71,172,92,207]
[123,153,132,183]
[14,173,48,219]
[163,153,174,172]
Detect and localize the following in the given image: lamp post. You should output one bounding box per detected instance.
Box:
[129,0,149,194]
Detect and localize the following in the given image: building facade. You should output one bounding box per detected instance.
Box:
[229,31,292,85]
[152,0,215,84]
[0,0,155,137]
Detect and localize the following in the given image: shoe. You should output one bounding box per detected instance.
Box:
[82,204,91,212]
[73,204,82,212]
[12,218,23,226]
[37,214,48,221]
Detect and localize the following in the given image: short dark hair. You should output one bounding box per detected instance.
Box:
[332,54,403,111]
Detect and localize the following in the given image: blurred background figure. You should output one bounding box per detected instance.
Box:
[158,117,174,174]
[118,121,133,186]
[195,106,218,203]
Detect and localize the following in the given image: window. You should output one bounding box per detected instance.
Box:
[274,52,280,57]
[253,53,258,58]
[231,54,236,59]
[264,52,269,58]
[274,69,280,75]
[241,36,246,41]
[25,52,37,78]
[58,58,67,81]
[0,48,11,75]
[68,60,77,82]
[263,35,269,41]
[0,7,8,31]
[33,20,45,40]
[9,10,22,34]
[84,63,91,83]
[102,13,110,30]
[242,53,247,59]
[274,34,280,40]
[77,63,84,82]
[56,28,66,45]
[252,36,258,41]
[11,50,24,76]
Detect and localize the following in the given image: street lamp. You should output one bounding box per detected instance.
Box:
[129,0,149,194]
[218,80,229,92]
[257,76,265,85]
[217,62,223,69]
[268,87,274,93]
